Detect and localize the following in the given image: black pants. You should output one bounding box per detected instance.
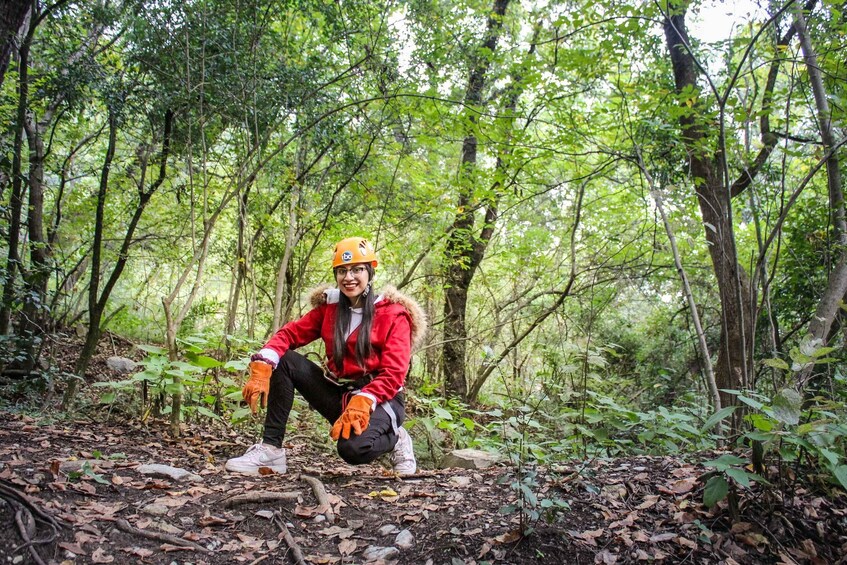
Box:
[263,350,406,465]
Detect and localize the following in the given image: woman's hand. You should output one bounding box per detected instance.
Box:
[330,395,372,440]
[242,361,272,414]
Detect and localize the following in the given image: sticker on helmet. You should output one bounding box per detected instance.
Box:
[342,250,353,262]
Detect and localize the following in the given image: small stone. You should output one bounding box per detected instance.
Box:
[449,476,472,488]
[141,503,169,516]
[106,356,137,374]
[440,449,502,469]
[362,546,400,561]
[313,514,327,523]
[395,529,414,549]
[136,464,202,483]
[378,524,400,536]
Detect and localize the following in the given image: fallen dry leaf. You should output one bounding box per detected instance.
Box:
[572,528,604,546]
[319,526,355,539]
[338,538,357,555]
[119,547,155,558]
[491,529,522,544]
[595,548,618,564]
[738,532,769,548]
[304,554,340,564]
[160,544,194,552]
[635,495,659,509]
[676,536,698,549]
[668,476,697,494]
[58,542,86,555]
[90,547,114,563]
[198,514,229,527]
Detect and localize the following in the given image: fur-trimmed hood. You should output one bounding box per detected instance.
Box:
[308,284,428,350]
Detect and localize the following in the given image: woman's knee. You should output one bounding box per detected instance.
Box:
[336,438,377,465]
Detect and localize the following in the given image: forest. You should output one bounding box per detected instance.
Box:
[0,0,846,563]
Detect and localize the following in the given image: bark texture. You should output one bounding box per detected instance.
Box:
[663,10,755,412]
[442,0,510,399]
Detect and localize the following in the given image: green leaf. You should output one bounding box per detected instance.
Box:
[700,406,737,433]
[195,406,220,420]
[703,475,728,508]
[433,406,453,420]
[747,413,775,432]
[762,358,789,371]
[744,431,776,442]
[498,504,518,515]
[772,388,802,426]
[737,395,764,410]
[831,465,847,490]
[519,483,538,507]
[725,467,751,488]
[818,448,840,467]
[186,352,223,369]
[99,392,116,404]
[225,359,249,371]
[703,454,746,470]
[136,344,168,355]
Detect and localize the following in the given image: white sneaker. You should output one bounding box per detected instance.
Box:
[225,443,287,474]
[391,427,416,476]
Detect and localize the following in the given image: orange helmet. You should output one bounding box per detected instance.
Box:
[331,237,378,268]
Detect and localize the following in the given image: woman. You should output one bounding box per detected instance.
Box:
[226,237,426,476]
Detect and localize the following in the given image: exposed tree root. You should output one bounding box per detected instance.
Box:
[272,510,307,565]
[300,474,335,523]
[220,490,301,508]
[112,518,213,554]
[0,479,63,565]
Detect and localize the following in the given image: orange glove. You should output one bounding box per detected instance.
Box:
[330,395,372,440]
[242,361,272,414]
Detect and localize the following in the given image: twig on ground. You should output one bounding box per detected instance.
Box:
[220,491,301,508]
[272,510,307,565]
[1,478,63,565]
[11,502,47,565]
[112,518,213,554]
[300,474,335,523]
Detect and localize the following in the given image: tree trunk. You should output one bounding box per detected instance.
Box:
[0,0,30,89]
[442,0,510,400]
[792,4,847,386]
[0,10,31,336]
[63,109,172,409]
[663,9,755,415]
[63,108,117,407]
[18,93,51,366]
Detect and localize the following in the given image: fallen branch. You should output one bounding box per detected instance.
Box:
[300,475,335,523]
[272,511,307,565]
[220,491,301,508]
[112,518,212,554]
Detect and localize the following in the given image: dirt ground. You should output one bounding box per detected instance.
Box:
[1,332,846,564]
[1,407,846,565]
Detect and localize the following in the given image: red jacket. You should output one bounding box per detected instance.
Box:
[258,285,427,405]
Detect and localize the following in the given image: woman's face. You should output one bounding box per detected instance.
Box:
[335,264,370,302]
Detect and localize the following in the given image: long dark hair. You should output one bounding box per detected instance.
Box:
[333,265,376,370]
